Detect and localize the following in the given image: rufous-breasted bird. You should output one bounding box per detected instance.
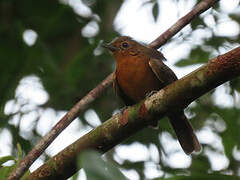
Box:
[102,36,201,155]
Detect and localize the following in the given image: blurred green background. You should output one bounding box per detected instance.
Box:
[0,0,240,179]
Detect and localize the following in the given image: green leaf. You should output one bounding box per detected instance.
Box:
[20,170,30,180]
[205,36,226,48]
[0,163,30,180]
[78,150,128,180]
[190,16,205,29]
[0,166,15,180]
[216,108,240,158]
[189,155,210,174]
[229,78,240,93]
[17,143,24,162]
[0,156,15,166]
[152,2,159,22]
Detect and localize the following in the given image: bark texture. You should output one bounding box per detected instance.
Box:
[27,46,240,180]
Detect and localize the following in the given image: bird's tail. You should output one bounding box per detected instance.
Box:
[167,111,201,155]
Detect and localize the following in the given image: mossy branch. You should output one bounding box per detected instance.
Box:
[27,46,240,179]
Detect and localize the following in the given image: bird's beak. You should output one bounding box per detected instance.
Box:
[101,43,118,52]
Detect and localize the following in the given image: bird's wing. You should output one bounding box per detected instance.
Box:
[149,59,201,154]
[113,72,135,106]
[148,48,167,61]
[149,58,178,86]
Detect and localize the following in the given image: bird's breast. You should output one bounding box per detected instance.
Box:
[116,56,162,103]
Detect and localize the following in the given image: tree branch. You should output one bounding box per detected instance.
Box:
[7,0,219,179]
[27,45,240,179]
[148,0,219,49]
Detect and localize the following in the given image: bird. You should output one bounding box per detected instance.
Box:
[102,36,201,155]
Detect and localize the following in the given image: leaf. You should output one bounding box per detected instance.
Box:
[0,156,16,180]
[205,36,226,48]
[20,170,31,180]
[0,156,15,166]
[17,143,24,162]
[190,16,205,29]
[0,145,30,180]
[229,78,240,93]
[0,166,15,180]
[0,163,30,180]
[78,150,128,180]
[152,2,159,22]
[189,155,210,174]
[229,14,240,24]
[216,108,240,158]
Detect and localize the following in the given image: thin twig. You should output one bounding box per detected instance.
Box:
[148,0,219,49]
[7,73,113,180]
[7,0,219,179]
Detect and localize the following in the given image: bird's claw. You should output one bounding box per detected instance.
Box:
[146,90,158,98]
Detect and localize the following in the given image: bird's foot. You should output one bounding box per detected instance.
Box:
[146,90,158,98]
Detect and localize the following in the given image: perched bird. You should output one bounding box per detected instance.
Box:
[102,36,201,155]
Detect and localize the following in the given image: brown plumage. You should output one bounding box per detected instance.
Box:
[103,36,201,154]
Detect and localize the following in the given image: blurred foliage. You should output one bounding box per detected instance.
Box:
[78,150,128,180]
[0,144,29,180]
[156,173,240,180]
[175,46,211,67]
[0,0,240,180]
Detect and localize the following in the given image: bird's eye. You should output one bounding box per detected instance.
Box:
[122,42,129,48]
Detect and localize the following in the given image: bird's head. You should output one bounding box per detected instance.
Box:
[102,36,141,58]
